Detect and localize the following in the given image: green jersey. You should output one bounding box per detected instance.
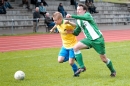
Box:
[72,12,102,40]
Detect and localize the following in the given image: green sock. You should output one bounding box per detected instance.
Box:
[107,60,115,73]
[75,53,85,68]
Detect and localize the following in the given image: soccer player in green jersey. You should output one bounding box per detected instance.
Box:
[66,3,116,77]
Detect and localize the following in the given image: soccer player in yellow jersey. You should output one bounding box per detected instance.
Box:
[50,12,84,77]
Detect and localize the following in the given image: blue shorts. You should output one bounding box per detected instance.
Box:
[58,46,75,58]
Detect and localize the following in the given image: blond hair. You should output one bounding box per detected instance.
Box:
[53,12,63,19]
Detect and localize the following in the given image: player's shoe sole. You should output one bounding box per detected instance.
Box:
[73,74,79,77]
[110,71,116,77]
[74,67,86,76]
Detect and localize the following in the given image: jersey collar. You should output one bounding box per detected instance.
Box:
[60,19,64,25]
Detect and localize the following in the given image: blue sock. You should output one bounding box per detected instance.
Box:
[63,57,69,62]
[71,63,78,73]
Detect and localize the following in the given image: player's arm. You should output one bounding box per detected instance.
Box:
[72,24,81,36]
[73,14,92,21]
[50,25,57,33]
[66,26,81,36]
[65,23,81,36]
[66,13,92,21]
[64,20,76,27]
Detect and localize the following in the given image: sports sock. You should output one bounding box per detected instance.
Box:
[74,51,85,68]
[71,63,78,73]
[106,59,115,73]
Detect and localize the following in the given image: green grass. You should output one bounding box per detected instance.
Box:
[0,41,130,86]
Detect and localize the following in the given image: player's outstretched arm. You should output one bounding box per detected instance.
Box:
[50,25,57,33]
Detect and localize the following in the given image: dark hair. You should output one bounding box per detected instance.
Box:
[78,3,88,11]
[59,3,62,5]
[0,1,3,6]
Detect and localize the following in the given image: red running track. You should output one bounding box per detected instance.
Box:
[0,29,130,52]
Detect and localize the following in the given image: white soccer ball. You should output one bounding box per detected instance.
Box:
[14,70,25,80]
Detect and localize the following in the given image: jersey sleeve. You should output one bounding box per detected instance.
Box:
[65,24,75,30]
[72,12,92,21]
[73,23,81,36]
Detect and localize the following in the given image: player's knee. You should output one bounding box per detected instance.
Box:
[58,60,63,63]
[73,47,79,52]
[58,56,64,63]
[58,58,63,63]
[69,61,73,65]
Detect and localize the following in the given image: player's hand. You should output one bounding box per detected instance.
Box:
[66,29,73,34]
[66,14,71,18]
[50,29,54,33]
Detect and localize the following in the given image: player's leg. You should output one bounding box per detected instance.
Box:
[33,22,37,33]
[58,47,79,77]
[100,55,116,77]
[68,49,78,77]
[69,58,79,77]
[58,56,67,63]
[92,37,116,77]
[58,47,69,63]
[73,39,90,75]
[73,41,86,68]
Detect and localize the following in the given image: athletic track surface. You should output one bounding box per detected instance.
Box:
[0,29,130,52]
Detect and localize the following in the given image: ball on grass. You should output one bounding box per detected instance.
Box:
[14,70,25,80]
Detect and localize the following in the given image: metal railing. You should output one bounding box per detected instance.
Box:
[0,17,130,35]
[0,18,45,34]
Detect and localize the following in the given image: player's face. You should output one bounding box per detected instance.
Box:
[53,17,62,25]
[77,6,86,15]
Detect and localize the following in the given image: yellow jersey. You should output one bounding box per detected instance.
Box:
[56,20,77,49]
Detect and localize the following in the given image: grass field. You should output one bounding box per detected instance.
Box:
[0,41,130,86]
